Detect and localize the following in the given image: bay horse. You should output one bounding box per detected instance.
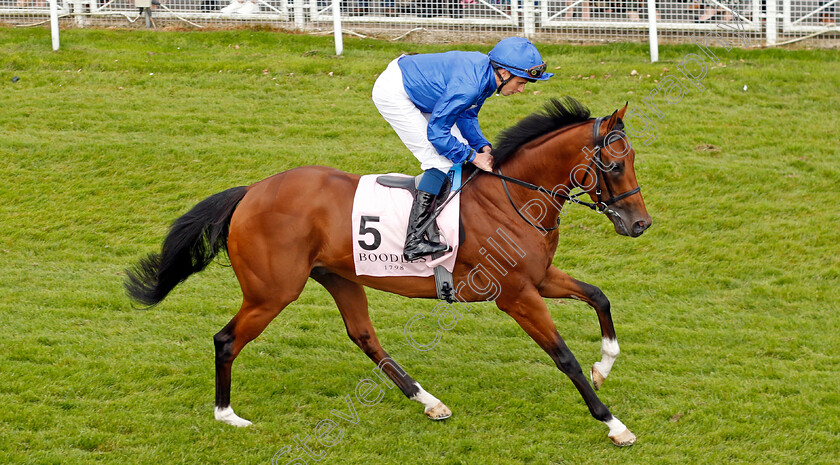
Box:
[125,97,651,446]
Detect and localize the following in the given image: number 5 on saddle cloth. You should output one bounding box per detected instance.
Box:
[351,165,464,302]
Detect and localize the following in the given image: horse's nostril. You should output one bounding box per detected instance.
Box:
[633,220,647,234]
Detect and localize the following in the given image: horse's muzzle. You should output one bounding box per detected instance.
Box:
[608,209,651,237]
[631,218,651,237]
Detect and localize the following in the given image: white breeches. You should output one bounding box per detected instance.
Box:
[372,57,469,172]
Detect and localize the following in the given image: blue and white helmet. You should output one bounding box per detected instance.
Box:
[488,37,554,81]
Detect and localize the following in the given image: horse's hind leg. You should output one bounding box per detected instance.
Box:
[538,266,619,390]
[214,265,310,427]
[311,270,451,420]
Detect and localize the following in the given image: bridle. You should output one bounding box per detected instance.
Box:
[488,116,642,232]
[423,117,643,234]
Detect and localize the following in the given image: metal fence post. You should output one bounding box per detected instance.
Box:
[647,0,658,62]
[49,0,60,50]
[333,0,343,55]
[294,0,305,30]
[72,0,86,27]
[766,0,778,45]
[523,0,535,39]
[308,0,319,23]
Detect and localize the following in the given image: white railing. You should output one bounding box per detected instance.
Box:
[783,0,838,32]
[539,0,762,31]
[1,0,71,15]
[308,0,519,26]
[2,1,838,47]
[84,0,290,20]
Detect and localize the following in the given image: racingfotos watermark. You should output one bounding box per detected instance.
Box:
[403,226,526,351]
[624,16,752,146]
[519,15,751,230]
[270,357,408,465]
[268,18,749,461]
[401,126,631,351]
[516,127,631,233]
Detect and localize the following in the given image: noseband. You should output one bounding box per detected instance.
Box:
[489,116,642,232]
[578,116,642,214]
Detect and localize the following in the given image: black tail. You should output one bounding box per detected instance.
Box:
[124,186,249,308]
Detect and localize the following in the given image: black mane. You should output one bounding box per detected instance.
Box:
[492,97,591,167]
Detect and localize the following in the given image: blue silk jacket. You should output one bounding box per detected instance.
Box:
[398,51,496,165]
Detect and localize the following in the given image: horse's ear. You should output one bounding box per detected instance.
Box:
[601,109,620,138]
[617,102,628,120]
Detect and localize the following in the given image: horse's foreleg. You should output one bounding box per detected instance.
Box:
[312,271,451,420]
[538,266,619,390]
[498,289,635,446]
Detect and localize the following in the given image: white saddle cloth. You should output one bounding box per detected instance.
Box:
[351,174,460,277]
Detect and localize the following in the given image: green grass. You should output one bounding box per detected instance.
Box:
[1,28,839,464]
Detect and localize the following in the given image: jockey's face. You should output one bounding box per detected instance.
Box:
[496,69,529,96]
[503,76,529,95]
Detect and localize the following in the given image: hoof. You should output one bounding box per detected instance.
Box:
[591,364,606,391]
[215,406,253,427]
[609,428,636,447]
[424,402,452,420]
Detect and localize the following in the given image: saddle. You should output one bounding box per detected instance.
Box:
[374,171,461,303]
[377,172,452,234]
[376,172,453,200]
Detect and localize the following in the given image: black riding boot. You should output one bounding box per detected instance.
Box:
[403,191,449,261]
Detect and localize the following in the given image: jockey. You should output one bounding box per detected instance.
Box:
[372,37,554,262]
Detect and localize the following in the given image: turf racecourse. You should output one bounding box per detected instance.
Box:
[2,27,839,464]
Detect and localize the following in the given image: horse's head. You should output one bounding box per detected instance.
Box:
[578,104,652,237]
[491,97,651,237]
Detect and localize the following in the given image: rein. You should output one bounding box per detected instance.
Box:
[420,116,642,235]
[486,116,641,232]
